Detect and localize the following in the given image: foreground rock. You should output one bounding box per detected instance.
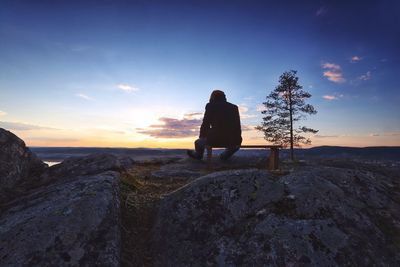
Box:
[153,167,400,266]
[0,128,131,266]
[0,171,120,266]
[0,128,47,202]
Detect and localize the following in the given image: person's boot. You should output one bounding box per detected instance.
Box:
[187,150,202,160]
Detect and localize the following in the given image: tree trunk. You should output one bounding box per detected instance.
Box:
[289,88,294,160]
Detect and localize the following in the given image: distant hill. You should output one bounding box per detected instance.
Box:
[292,146,400,160]
[30,147,186,161]
[30,146,400,162]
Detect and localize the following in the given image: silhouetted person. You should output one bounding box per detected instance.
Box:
[187,90,242,160]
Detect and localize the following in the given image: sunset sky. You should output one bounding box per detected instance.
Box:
[0,0,399,148]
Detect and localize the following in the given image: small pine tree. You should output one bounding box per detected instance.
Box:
[256,70,318,160]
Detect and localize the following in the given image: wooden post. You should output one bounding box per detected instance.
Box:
[206,146,212,168]
[268,147,279,170]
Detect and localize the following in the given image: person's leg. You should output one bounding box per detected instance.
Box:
[220,145,240,160]
[187,138,206,159]
[195,138,207,157]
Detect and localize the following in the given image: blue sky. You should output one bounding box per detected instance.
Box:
[0,0,399,147]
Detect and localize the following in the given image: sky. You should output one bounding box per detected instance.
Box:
[0,0,399,148]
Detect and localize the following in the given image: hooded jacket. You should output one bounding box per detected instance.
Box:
[199,99,242,147]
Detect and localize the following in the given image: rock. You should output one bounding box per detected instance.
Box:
[152,169,284,266]
[0,171,121,266]
[0,128,47,201]
[152,167,400,266]
[150,156,267,181]
[151,167,202,180]
[43,153,134,179]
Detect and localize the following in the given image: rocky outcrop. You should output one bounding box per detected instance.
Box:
[0,128,131,266]
[43,153,134,180]
[0,128,47,201]
[0,171,120,266]
[152,167,400,266]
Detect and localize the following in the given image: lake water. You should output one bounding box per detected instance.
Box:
[44,161,61,166]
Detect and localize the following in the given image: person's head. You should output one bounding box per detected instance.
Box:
[209,90,227,103]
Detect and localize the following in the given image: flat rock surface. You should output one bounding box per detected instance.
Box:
[0,171,121,267]
[150,156,267,181]
[152,166,400,266]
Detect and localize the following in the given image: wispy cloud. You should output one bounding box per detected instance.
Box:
[239,104,257,119]
[350,56,362,63]
[358,71,371,81]
[117,83,139,92]
[314,134,339,138]
[75,93,94,101]
[322,62,345,83]
[0,110,6,116]
[322,95,337,101]
[70,45,91,52]
[322,94,343,101]
[136,114,201,138]
[316,6,327,16]
[369,131,400,137]
[0,121,57,131]
[184,112,203,120]
[242,124,256,131]
[256,104,265,112]
[26,137,80,142]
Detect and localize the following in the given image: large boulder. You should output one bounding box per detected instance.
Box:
[152,167,400,266]
[0,128,47,201]
[0,171,121,266]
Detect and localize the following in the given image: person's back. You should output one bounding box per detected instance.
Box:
[201,101,242,147]
[187,90,242,160]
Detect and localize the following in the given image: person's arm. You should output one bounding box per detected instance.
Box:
[199,104,211,138]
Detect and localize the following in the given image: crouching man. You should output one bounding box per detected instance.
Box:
[187,90,242,160]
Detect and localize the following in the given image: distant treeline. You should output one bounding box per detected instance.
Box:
[30,146,400,161]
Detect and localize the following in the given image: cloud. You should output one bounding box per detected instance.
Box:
[369,131,400,137]
[184,112,203,120]
[314,135,339,138]
[242,125,256,131]
[358,71,371,81]
[70,45,91,52]
[75,93,94,101]
[256,104,265,112]
[26,137,80,142]
[0,121,57,131]
[350,56,362,63]
[117,84,139,92]
[322,63,341,70]
[316,6,327,16]
[0,110,6,116]
[322,95,337,101]
[136,115,201,138]
[322,62,345,83]
[238,104,257,119]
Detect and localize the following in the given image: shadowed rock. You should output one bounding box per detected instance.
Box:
[0,129,131,266]
[0,171,120,266]
[0,128,47,202]
[152,167,400,266]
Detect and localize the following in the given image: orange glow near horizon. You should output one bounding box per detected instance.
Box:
[19,131,400,149]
